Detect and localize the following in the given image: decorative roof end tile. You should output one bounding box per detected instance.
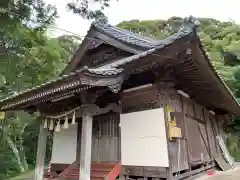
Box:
[179,16,200,33]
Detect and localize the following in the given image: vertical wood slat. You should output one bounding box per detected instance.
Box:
[91,113,120,163]
[180,96,191,172]
[205,111,217,157]
[211,115,221,153]
[34,120,48,180]
[162,90,189,174]
[194,103,211,161]
[182,96,215,164]
[202,109,212,160]
[197,122,210,161]
[185,115,203,163]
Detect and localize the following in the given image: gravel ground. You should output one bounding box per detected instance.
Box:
[194,165,240,180]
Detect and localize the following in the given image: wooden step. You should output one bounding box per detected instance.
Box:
[55,162,121,180]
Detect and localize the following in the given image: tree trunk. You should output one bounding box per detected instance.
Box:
[7,136,25,172]
[19,124,28,171]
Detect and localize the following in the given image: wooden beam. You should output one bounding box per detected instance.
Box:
[79,114,93,180]
[173,163,214,180]
[34,120,48,180]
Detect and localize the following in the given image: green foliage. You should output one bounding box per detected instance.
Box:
[0,0,79,179]
[2,4,240,177]
[0,146,20,179]
[67,0,114,23]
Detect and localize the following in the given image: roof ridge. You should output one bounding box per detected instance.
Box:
[92,16,199,49]
[92,22,157,43]
[92,22,156,48]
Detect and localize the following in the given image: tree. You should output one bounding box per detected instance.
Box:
[67,0,114,23]
[0,1,80,179]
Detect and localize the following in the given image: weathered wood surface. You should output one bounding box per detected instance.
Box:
[79,115,93,180]
[34,120,48,180]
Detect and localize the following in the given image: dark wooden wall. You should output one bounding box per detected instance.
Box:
[120,83,222,174]
[162,91,189,173]
[163,89,221,173]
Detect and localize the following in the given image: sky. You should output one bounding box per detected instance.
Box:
[45,0,240,37]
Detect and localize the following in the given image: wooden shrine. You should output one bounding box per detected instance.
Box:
[0,16,239,180]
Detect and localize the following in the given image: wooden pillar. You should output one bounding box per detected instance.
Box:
[79,114,93,180]
[161,89,173,180]
[34,120,48,180]
[76,120,82,164]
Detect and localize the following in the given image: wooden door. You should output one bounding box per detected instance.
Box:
[184,100,211,164]
[92,113,120,163]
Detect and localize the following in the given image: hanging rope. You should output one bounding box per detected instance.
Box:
[43,107,78,132]
[44,105,82,119]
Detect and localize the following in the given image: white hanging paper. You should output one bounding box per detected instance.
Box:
[55,120,61,132]
[63,115,69,129]
[49,119,54,131]
[71,111,76,125]
[44,118,48,129]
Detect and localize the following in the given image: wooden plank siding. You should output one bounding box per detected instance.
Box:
[162,90,189,173]
[76,113,121,164]
[182,97,213,165]
[120,84,218,173]
[92,113,120,163]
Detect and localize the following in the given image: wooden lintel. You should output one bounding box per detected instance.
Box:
[76,103,121,117]
[42,103,121,118]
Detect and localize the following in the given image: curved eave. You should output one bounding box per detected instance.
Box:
[0,67,124,111]
[197,38,240,115]
[62,21,191,75]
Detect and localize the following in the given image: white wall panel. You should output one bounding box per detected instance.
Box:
[120,108,169,167]
[51,123,78,164]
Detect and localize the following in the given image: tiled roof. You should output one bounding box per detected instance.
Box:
[1,16,239,115]
[0,67,124,109]
[93,23,158,48]
[0,17,201,110]
[92,16,197,49]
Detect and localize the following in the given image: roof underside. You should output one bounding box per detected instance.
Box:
[0,67,124,110]
[0,17,239,115]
